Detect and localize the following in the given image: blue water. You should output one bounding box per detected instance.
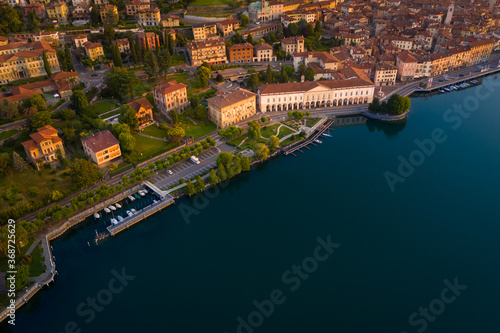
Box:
[5,76,500,333]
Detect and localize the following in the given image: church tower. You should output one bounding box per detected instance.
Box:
[445,4,455,25]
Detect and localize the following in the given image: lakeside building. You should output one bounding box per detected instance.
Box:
[153,80,189,113]
[112,38,131,54]
[292,51,341,79]
[192,23,217,41]
[373,63,397,86]
[253,42,276,62]
[396,51,418,82]
[281,36,305,56]
[186,39,227,66]
[207,88,257,128]
[228,43,254,63]
[257,67,375,112]
[83,42,104,61]
[21,125,65,169]
[127,97,154,128]
[0,41,60,85]
[81,130,122,167]
[136,8,161,27]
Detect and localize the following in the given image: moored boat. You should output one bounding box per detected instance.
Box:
[104,207,111,213]
[110,218,118,225]
[115,203,122,209]
[314,139,322,144]
[126,210,133,217]
[138,191,145,197]
[128,195,135,201]
[134,193,141,199]
[94,213,100,219]
[131,208,137,214]
[108,205,116,211]
[117,215,124,222]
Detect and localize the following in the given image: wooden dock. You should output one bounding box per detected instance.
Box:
[283,119,335,156]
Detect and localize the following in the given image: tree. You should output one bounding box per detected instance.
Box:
[103,8,119,26]
[64,44,74,71]
[69,158,103,189]
[240,155,250,171]
[90,4,100,25]
[280,67,289,83]
[197,65,211,87]
[167,34,174,55]
[104,25,116,43]
[167,127,185,143]
[118,132,136,152]
[28,111,52,129]
[113,44,123,67]
[144,51,158,78]
[267,31,277,43]
[208,169,219,185]
[0,100,20,119]
[157,47,171,77]
[194,104,207,121]
[314,21,323,35]
[216,73,224,82]
[42,50,52,77]
[218,126,243,139]
[194,175,205,192]
[276,24,284,40]
[0,5,23,35]
[0,153,10,177]
[14,265,30,291]
[241,14,250,26]
[218,164,227,182]
[248,120,261,139]
[298,63,307,76]
[368,97,382,113]
[288,23,299,36]
[25,94,46,112]
[104,67,140,102]
[266,64,273,84]
[169,110,179,125]
[118,105,139,132]
[185,180,196,196]
[306,111,311,117]
[27,10,40,33]
[267,135,279,152]
[305,66,315,81]
[70,90,89,113]
[12,152,28,172]
[246,33,253,44]
[254,143,270,160]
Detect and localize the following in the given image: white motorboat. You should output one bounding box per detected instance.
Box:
[314,139,322,144]
[94,213,100,219]
[128,195,135,201]
[104,207,111,213]
[131,208,137,214]
[126,210,133,217]
[138,191,145,197]
[117,215,124,222]
[115,203,122,209]
[142,189,148,194]
[108,205,116,211]
[110,218,118,225]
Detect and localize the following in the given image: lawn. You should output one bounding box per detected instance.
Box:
[172,54,186,66]
[178,113,217,139]
[277,126,294,139]
[0,129,19,141]
[167,72,190,84]
[227,133,248,147]
[305,118,321,127]
[99,109,122,119]
[133,80,157,97]
[141,124,168,139]
[280,135,302,146]
[132,134,178,160]
[91,99,120,115]
[0,168,72,213]
[260,124,281,139]
[29,245,45,277]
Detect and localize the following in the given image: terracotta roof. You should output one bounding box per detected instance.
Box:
[127,97,153,113]
[81,130,120,153]
[397,50,418,63]
[294,51,340,63]
[217,18,239,26]
[254,42,273,51]
[112,38,130,46]
[228,43,254,51]
[51,71,78,81]
[281,36,305,44]
[153,80,187,95]
[207,88,256,109]
[83,41,103,50]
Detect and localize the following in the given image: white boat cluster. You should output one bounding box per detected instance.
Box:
[94,188,154,226]
[438,80,477,93]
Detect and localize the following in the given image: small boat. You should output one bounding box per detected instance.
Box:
[115,203,122,209]
[110,218,118,225]
[108,205,116,211]
[94,213,100,219]
[314,139,322,144]
[138,191,145,197]
[126,210,133,217]
[321,133,332,138]
[142,189,148,194]
[128,195,135,201]
[117,215,124,222]
[104,207,111,213]
[131,208,137,214]
[134,193,141,199]
[444,88,451,92]
[439,90,445,93]
[153,199,158,204]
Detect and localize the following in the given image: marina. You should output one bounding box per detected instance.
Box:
[283,118,335,156]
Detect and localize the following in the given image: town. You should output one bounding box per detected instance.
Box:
[0,0,499,322]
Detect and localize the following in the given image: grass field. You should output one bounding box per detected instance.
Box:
[227,133,248,147]
[92,99,119,114]
[178,113,217,139]
[305,118,321,127]
[0,168,72,212]
[99,109,121,119]
[172,54,186,66]
[0,129,19,141]
[133,134,177,160]
[260,124,280,139]
[29,245,45,277]
[190,0,231,6]
[167,72,190,84]
[141,124,168,139]
[277,126,294,139]
[133,80,157,97]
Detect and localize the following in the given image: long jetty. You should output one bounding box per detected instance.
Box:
[283,118,335,156]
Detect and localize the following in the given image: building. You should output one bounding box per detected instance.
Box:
[192,23,217,41]
[258,67,375,112]
[94,0,108,4]
[138,32,159,50]
[253,42,276,62]
[373,63,397,86]
[127,98,154,128]
[72,3,91,21]
[469,39,494,65]
[0,42,60,85]
[125,0,149,16]
[46,2,69,23]
[216,18,240,36]
[73,34,88,48]
[73,0,90,6]
[136,8,161,26]
[23,3,46,18]
[83,42,104,61]
[161,14,180,28]
[100,5,118,24]
[396,50,417,81]
[81,130,122,167]
[32,31,59,47]
[293,51,341,74]
[153,80,189,112]
[21,125,65,169]
[0,37,7,46]
[187,39,227,66]
[207,88,257,128]
[228,43,254,63]
[112,38,131,53]
[281,36,305,56]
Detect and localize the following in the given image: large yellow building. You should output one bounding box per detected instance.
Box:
[46,2,69,23]
[0,41,60,85]
[21,125,65,169]
[192,24,217,41]
[153,80,189,112]
[469,39,494,65]
[207,88,257,128]
[83,42,104,61]
[81,130,122,167]
[136,8,161,27]
[187,39,227,66]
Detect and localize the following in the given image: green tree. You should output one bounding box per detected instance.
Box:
[240,155,250,171]
[104,25,116,43]
[42,50,52,77]
[167,34,174,55]
[267,135,279,152]
[208,169,219,185]
[12,152,28,172]
[185,180,196,196]
[169,110,179,125]
[157,47,172,77]
[241,14,250,26]
[306,111,311,117]
[276,24,284,40]
[218,164,227,182]
[144,51,158,78]
[119,132,136,152]
[70,90,89,113]
[64,44,75,71]
[167,126,185,143]
[104,67,141,102]
[0,99,20,119]
[27,10,40,33]
[194,175,205,192]
[118,105,139,132]
[0,5,23,35]
[103,8,119,26]
[90,4,100,25]
[194,104,207,121]
[288,23,299,36]
[0,153,11,177]
[254,143,270,160]
[25,94,46,112]
[197,65,211,87]
[248,120,261,139]
[14,265,30,291]
[69,158,103,189]
[305,66,315,81]
[28,111,52,129]
[314,21,323,34]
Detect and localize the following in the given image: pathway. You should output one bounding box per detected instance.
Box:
[137,133,169,142]
[98,107,120,118]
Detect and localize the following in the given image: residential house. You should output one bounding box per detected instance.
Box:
[281,36,305,56]
[228,43,254,63]
[216,18,240,36]
[138,32,159,50]
[46,2,69,23]
[127,97,154,128]
[192,23,217,41]
[161,14,180,28]
[207,88,257,128]
[187,38,227,66]
[396,50,417,81]
[153,80,189,112]
[81,131,122,167]
[136,8,161,26]
[83,42,104,61]
[21,125,65,169]
[253,42,276,62]
[125,0,149,16]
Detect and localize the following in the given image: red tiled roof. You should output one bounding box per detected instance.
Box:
[81,130,120,153]
[153,80,187,95]
[207,88,256,109]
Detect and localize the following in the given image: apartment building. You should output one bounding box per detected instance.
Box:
[207,88,257,128]
[192,24,217,41]
[83,42,104,61]
[137,8,161,26]
[153,80,189,112]
[112,38,131,53]
[228,43,254,63]
[81,131,122,167]
[396,50,417,81]
[187,39,227,66]
[46,2,69,23]
[281,36,305,56]
[373,63,397,86]
[100,5,118,24]
[125,0,149,16]
[161,14,180,28]
[216,19,240,36]
[73,34,88,48]
[253,42,276,62]
[21,125,65,169]
[138,32,159,50]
